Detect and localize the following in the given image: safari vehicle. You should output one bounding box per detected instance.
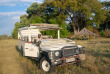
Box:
[18,23,86,72]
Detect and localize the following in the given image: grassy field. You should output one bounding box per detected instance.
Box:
[0,38,110,74]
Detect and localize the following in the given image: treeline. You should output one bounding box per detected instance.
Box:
[0,34,12,39]
[12,0,110,39]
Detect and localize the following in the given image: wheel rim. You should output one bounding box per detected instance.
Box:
[42,60,50,72]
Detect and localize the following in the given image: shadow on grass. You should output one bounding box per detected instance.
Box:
[15,46,58,74]
[15,46,22,55]
[15,46,39,67]
[85,49,110,59]
[94,52,110,59]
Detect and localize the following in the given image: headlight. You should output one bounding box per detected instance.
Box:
[55,51,59,56]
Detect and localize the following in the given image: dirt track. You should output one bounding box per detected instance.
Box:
[0,39,24,74]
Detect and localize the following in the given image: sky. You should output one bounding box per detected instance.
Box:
[0,0,109,35]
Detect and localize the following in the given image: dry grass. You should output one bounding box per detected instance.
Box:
[0,39,24,74]
[0,38,110,74]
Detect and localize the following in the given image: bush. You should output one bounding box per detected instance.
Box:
[100,30,105,37]
[0,35,12,39]
[104,30,110,38]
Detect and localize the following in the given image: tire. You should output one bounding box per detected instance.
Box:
[21,46,23,56]
[40,57,51,72]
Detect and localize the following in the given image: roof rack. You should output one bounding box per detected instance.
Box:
[30,23,62,31]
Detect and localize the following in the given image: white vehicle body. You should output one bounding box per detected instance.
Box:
[18,24,85,72]
[18,28,40,57]
[18,24,76,57]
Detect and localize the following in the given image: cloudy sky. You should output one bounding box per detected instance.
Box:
[0,0,109,35]
[0,0,43,35]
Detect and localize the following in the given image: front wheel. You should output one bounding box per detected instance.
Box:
[40,57,51,72]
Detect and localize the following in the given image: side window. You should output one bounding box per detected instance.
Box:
[23,37,25,41]
[21,36,23,40]
[27,37,28,42]
[24,36,28,42]
[31,37,34,42]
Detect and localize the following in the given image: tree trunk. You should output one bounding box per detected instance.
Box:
[76,16,80,33]
[70,14,77,34]
[78,27,80,33]
[72,21,77,34]
[105,22,108,31]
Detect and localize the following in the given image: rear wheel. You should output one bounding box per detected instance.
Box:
[20,46,23,56]
[40,57,51,72]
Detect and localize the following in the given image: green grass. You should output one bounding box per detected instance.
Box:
[0,38,110,74]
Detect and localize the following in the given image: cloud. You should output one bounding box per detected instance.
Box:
[0,0,16,3]
[100,0,110,2]
[21,0,41,3]
[0,12,26,16]
[0,0,43,6]
[0,0,43,35]
[0,11,26,35]
[0,0,17,6]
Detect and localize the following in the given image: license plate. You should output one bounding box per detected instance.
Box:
[66,58,75,63]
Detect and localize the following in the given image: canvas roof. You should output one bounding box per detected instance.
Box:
[75,28,95,35]
[18,23,62,31]
[30,23,59,27]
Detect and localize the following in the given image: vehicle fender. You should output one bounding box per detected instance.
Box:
[39,51,50,62]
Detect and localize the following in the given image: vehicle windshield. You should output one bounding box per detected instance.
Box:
[42,35,53,39]
[41,39,67,46]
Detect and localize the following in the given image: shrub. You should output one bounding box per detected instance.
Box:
[100,30,105,37]
[104,30,110,38]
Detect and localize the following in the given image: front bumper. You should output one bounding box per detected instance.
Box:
[51,55,79,65]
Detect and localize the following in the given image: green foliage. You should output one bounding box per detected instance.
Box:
[12,2,69,39]
[44,0,107,34]
[12,22,21,39]
[104,30,110,38]
[60,25,69,38]
[26,3,43,16]
[67,24,73,32]
[20,14,30,27]
[12,1,109,38]
[32,16,43,23]
[0,34,12,39]
[100,30,105,37]
[49,18,57,24]
[41,19,69,38]
[100,1,110,30]
[12,14,30,39]
[102,1,110,11]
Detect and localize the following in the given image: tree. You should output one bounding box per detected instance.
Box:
[12,2,69,39]
[20,14,30,27]
[44,0,106,34]
[27,2,69,38]
[101,1,110,31]
[0,34,9,39]
[27,3,43,17]
[12,14,30,39]
[12,22,20,39]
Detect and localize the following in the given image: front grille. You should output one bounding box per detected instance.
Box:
[62,46,78,57]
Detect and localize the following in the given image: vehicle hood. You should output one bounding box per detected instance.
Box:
[40,43,76,51]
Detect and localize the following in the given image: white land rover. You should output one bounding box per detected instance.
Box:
[18,23,86,72]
